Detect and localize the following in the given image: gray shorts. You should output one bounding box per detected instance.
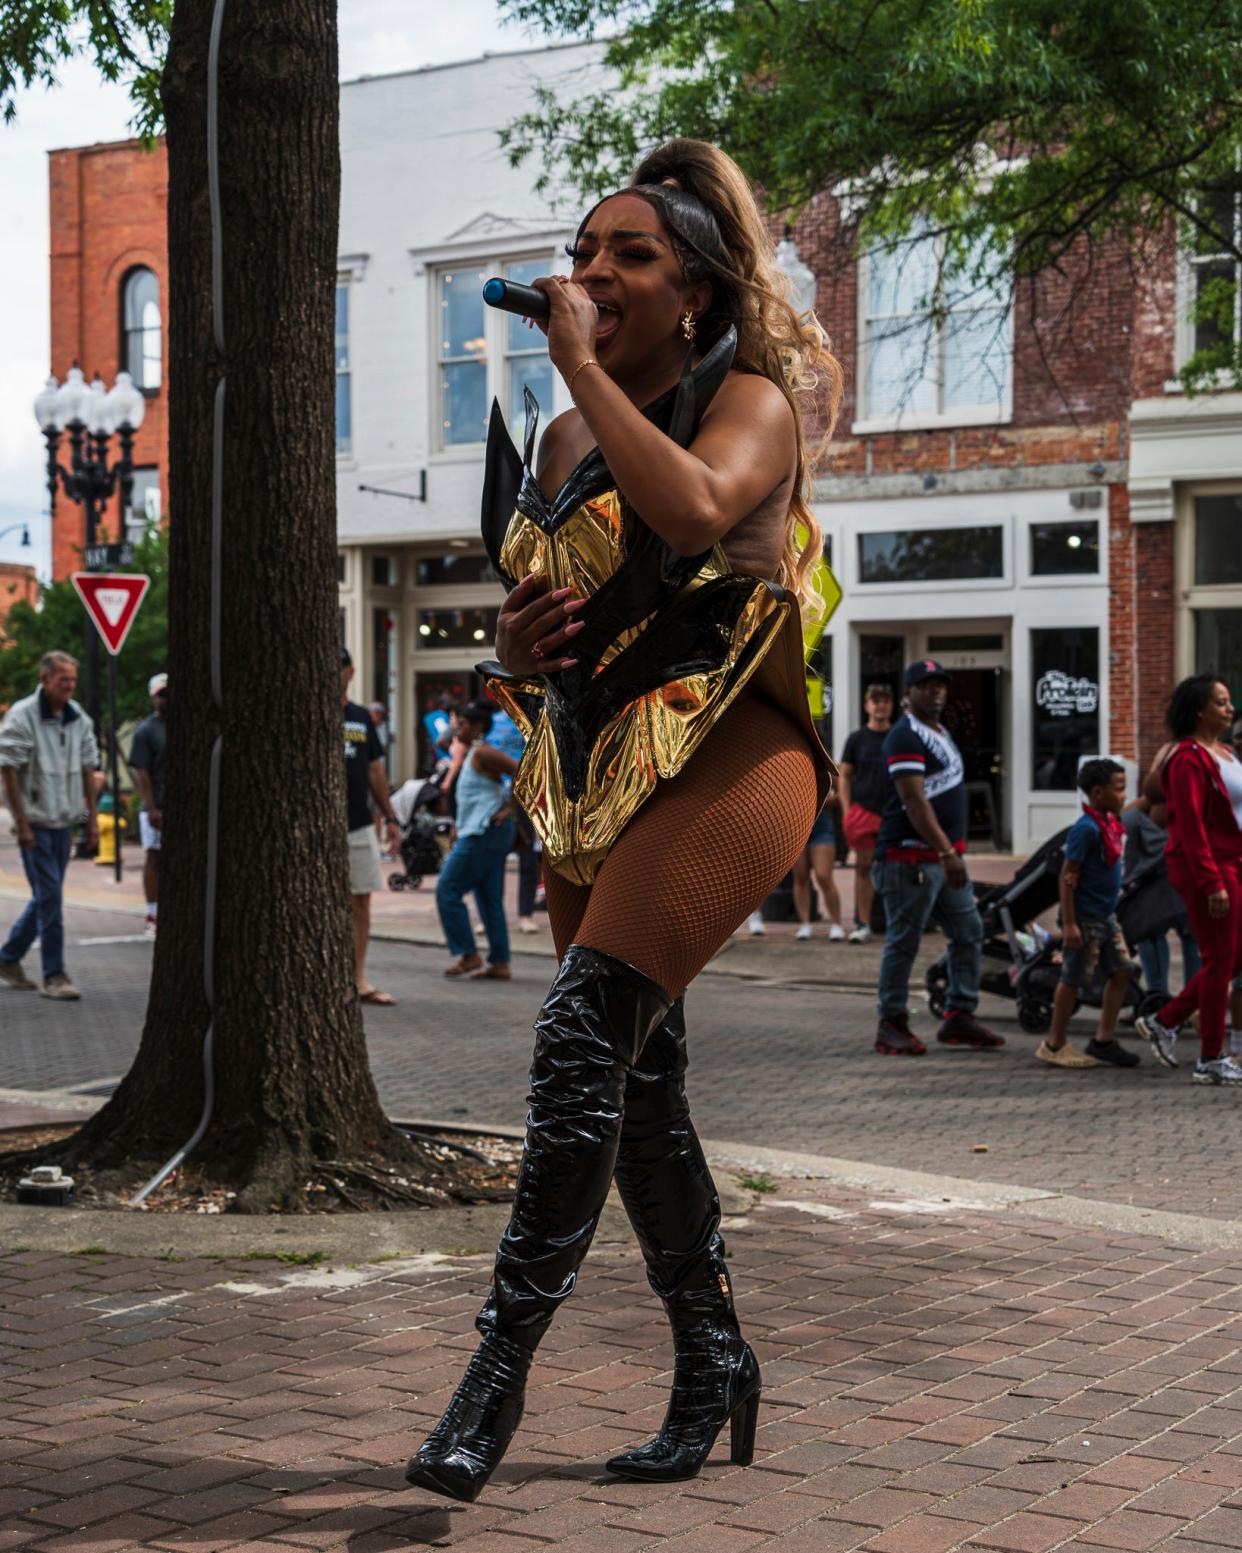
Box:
[348,825,384,895]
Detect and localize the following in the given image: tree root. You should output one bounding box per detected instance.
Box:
[314,1159,454,1209]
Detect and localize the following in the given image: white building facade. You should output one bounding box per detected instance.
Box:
[334,43,604,778]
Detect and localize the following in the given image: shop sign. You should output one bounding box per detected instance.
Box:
[1035,670,1099,718]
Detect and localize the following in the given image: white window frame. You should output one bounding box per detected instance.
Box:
[1172,178,1242,384]
[429,248,559,458]
[1175,480,1242,678]
[1017,503,1108,590]
[335,272,354,459]
[850,507,1014,596]
[854,228,1013,434]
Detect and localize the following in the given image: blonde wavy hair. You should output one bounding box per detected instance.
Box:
[621,139,843,623]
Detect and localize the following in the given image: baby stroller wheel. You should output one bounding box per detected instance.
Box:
[1017,999,1052,1034]
[1135,989,1165,1024]
[388,872,410,892]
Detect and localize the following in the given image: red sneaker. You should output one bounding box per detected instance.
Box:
[875,1016,927,1055]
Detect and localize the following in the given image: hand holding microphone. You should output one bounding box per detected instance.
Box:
[482,277,550,321]
[483,275,601,384]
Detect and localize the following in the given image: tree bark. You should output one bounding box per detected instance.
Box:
[40,0,443,1211]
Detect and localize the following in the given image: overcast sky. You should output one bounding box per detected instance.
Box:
[0,0,537,577]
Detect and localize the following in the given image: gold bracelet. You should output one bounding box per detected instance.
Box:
[568,357,602,398]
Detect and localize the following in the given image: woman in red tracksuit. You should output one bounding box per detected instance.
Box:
[1137,674,1242,1083]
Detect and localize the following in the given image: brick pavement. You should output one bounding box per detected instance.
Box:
[4,1181,1242,1550]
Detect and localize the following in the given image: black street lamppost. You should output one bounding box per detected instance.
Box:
[33,366,145,731]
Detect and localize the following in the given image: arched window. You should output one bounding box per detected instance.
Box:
[121,267,162,392]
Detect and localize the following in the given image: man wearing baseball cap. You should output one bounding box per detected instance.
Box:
[129,672,168,938]
[871,660,1001,1055]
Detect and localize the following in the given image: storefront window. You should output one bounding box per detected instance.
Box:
[415,552,501,586]
[1031,520,1099,576]
[859,526,1003,583]
[1194,494,1242,586]
[417,606,500,649]
[1194,609,1242,705]
[1031,627,1100,790]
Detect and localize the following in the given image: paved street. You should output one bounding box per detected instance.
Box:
[0,879,1232,1223]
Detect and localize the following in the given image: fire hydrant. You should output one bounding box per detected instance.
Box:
[95,796,124,869]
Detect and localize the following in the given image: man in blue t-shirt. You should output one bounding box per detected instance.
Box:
[1037,757,1141,1070]
[872,660,1001,1056]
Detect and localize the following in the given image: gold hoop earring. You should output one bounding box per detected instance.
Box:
[681,311,697,342]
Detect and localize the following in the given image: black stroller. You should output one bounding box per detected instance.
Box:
[386,771,452,891]
[925,827,1161,1034]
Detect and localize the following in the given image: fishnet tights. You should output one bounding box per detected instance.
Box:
[544,694,818,997]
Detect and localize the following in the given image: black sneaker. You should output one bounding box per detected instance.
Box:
[1085,1038,1141,1068]
[875,1016,927,1056]
[937,1011,1005,1049]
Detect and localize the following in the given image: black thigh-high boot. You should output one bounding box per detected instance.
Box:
[604,998,761,1482]
[404,945,671,1502]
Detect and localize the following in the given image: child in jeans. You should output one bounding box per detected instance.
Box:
[1037,758,1142,1070]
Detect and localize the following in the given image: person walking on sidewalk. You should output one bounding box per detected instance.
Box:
[791,808,845,941]
[341,648,400,1006]
[1037,758,1141,1070]
[436,700,517,980]
[0,651,99,1000]
[128,672,167,938]
[1137,674,1242,1084]
[839,682,893,943]
[872,660,1001,1055]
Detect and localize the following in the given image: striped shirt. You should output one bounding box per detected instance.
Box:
[875,712,967,862]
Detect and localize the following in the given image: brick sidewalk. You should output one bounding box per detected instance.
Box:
[4,1181,1242,1551]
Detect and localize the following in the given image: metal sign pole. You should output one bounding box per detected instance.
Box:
[108,654,122,883]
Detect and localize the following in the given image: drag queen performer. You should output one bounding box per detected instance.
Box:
[405,139,841,1502]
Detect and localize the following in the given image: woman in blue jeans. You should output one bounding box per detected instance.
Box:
[436,701,517,980]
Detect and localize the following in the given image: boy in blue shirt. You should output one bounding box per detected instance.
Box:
[1037,757,1141,1069]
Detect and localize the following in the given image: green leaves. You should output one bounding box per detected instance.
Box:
[500,0,1242,389]
[0,524,168,726]
[0,1,170,132]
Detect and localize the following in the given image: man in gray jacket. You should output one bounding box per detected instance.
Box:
[0,651,99,999]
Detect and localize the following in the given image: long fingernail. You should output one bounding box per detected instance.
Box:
[564,598,586,612]
[560,658,578,669]
[566,620,586,635]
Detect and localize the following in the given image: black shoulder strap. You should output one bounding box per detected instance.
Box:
[480,399,523,583]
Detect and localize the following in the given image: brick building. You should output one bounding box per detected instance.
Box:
[43,45,1242,848]
[47,136,168,581]
[0,562,39,647]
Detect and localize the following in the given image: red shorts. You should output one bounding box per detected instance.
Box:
[843,805,882,853]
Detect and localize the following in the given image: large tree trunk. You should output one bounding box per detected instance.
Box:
[45,0,442,1211]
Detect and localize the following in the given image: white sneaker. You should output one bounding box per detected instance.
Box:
[516,916,539,935]
[747,912,766,936]
[828,924,846,942]
[1193,1056,1242,1085]
[795,923,813,941]
[847,925,872,945]
[1136,1013,1179,1069]
[144,916,157,939]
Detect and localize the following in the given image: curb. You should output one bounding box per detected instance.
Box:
[1,1122,1239,1257]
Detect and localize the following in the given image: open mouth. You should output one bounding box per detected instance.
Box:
[592,299,622,345]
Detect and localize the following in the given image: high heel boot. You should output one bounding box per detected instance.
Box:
[405,945,671,1502]
[604,999,761,1482]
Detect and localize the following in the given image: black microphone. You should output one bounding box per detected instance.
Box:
[482,276,549,321]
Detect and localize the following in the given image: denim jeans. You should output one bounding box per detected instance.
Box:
[1,825,73,980]
[873,856,983,1019]
[1136,931,1202,998]
[436,819,516,964]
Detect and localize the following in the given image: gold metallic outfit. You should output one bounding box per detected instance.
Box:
[478,330,835,887]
